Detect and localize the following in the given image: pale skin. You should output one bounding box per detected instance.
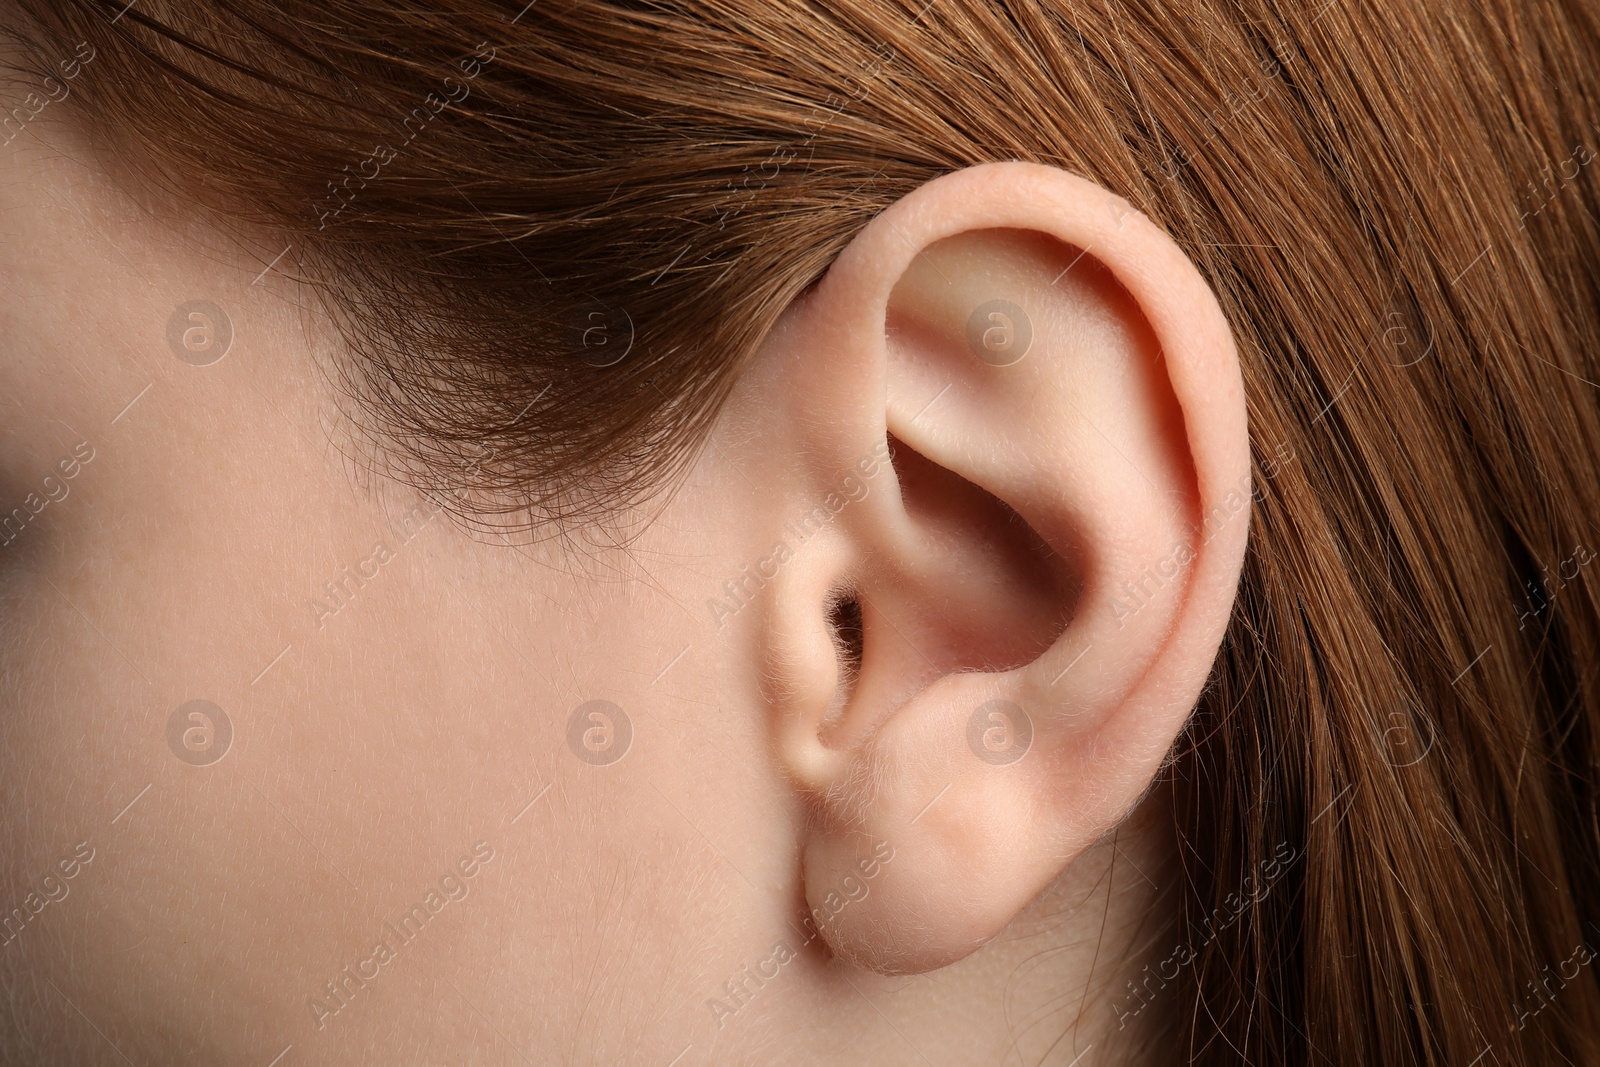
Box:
[0,108,1248,1064]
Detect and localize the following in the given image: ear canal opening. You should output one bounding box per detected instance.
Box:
[819,590,864,736]
[827,593,865,678]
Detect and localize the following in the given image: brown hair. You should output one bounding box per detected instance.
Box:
[7,0,1600,1060]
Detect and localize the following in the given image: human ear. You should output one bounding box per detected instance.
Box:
[744,162,1249,974]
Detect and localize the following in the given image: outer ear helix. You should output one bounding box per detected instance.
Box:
[759,162,1247,975]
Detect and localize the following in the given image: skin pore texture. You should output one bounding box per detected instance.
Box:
[0,105,1246,1065]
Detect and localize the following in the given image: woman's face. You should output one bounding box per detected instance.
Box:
[0,114,1140,1064]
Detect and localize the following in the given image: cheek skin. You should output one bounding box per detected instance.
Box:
[0,119,784,1063]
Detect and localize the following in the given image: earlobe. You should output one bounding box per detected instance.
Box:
[753,162,1249,974]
